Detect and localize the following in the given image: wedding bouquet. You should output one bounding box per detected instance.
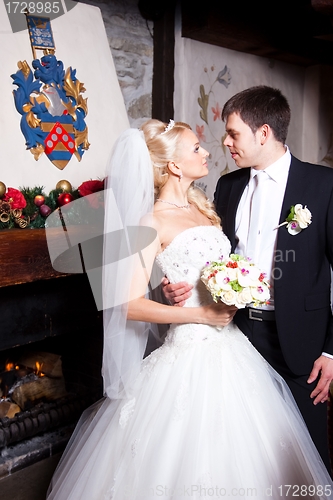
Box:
[201,254,270,309]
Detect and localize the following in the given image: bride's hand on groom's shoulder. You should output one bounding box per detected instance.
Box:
[161,277,193,307]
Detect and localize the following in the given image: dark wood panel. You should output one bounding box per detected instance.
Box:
[0,274,101,351]
[0,229,66,287]
[152,1,176,121]
[0,225,103,288]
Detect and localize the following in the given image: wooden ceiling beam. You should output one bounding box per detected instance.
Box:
[181,1,333,67]
[312,0,333,15]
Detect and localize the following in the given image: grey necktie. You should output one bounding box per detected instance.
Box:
[246,171,267,262]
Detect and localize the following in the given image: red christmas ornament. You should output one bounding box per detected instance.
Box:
[34,194,45,207]
[57,192,74,206]
[39,204,52,217]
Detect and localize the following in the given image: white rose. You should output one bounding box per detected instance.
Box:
[220,289,237,306]
[234,299,246,309]
[201,269,210,282]
[213,282,226,295]
[294,204,312,229]
[237,287,253,306]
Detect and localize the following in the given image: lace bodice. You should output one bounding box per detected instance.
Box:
[156,226,231,308]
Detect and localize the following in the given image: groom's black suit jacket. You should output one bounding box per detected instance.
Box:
[214,155,333,376]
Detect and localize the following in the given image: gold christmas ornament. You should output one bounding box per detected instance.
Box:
[0,212,10,223]
[56,180,72,192]
[12,208,22,218]
[0,182,6,198]
[0,200,10,222]
[16,216,30,229]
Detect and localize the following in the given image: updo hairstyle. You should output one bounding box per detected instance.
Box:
[141,119,221,227]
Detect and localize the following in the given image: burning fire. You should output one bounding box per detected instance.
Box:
[1,359,46,401]
[4,360,45,377]
[5,362,16,372]
[35,361,45,377]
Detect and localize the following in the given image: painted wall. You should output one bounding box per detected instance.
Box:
[174,16,333,200]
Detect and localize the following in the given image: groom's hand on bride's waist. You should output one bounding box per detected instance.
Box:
[161,277,193,307]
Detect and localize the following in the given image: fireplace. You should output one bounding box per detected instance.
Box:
[0,229,103,478]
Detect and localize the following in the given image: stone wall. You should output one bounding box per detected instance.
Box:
[80,0,154,127]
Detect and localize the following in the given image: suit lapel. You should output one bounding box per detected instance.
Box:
[278,156,304,225]
[277,156,307,232]
[274,156,308,288]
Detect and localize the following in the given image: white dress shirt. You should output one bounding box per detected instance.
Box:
[235,147,291,309]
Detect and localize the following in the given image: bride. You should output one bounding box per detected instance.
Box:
[47,119,333,499]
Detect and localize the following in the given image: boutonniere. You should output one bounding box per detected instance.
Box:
[278,204,312,235]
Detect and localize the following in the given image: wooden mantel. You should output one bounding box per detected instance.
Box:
[0,229,68,288]
[0,228,103,351]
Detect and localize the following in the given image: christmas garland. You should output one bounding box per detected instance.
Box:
[0,179,104,230]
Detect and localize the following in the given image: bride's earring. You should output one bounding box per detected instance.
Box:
[179,172,183,181]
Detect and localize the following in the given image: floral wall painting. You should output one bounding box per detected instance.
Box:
[174,24,331,201]
[196,65,232,186]
[189,64,233,198]
[175,38,307,200]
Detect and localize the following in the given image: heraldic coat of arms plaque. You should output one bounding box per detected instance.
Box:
[11,13,89,170]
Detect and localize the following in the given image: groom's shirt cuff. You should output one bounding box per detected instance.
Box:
[322,352,333,360]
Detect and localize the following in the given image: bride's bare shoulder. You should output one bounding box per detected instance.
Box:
[139,212,164,254]
[140,211,162,233]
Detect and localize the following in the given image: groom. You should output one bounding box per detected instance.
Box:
[164,86,333,471]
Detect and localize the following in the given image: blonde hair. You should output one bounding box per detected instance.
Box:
[141,119,221,228]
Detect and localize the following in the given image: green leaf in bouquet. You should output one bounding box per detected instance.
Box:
[229,253,242,261]
[230,280,243,292]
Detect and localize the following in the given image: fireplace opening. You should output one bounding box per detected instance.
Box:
[0,350,69,416]
[0,335,103,446]
[0,273,104,478]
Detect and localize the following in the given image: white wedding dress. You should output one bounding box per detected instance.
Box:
[47,226,333,500]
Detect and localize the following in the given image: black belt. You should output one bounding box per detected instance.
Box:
[245,307,276,322]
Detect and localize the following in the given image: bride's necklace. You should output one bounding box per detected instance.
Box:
[156,199,190,209]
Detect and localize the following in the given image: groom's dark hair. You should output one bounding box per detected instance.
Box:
[221,86,291,144]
